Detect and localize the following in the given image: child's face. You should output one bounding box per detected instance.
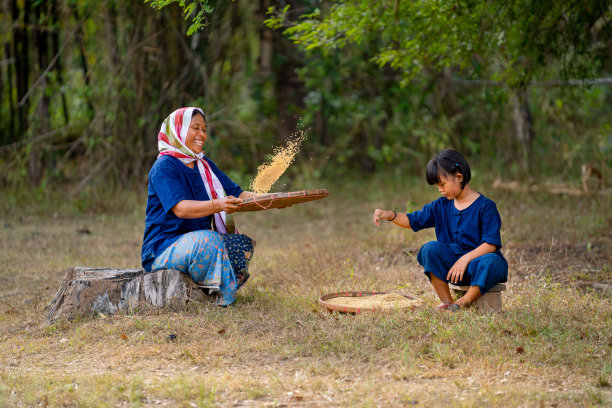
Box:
[436,173,463,199]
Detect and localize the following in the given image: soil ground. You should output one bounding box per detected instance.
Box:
[1,180,611,407]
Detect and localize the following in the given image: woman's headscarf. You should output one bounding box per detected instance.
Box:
[157,107,234,234]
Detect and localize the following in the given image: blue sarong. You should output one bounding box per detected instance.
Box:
[151,230,255,306]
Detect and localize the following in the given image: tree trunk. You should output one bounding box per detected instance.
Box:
[46,267,207,325]
[51,0,69,126]
[259,0,273,75]
[27,3,51,185]
[12,0,29,139]
[2,43,16,144]
[511,87,534,171]
[70,3,94,119]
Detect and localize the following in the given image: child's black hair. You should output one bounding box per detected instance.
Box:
[425,149,471,188]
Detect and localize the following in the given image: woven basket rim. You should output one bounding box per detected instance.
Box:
[318,291,420,314]
[240,189,328,203]
[236,189,329,212]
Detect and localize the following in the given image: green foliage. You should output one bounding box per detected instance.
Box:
[263,0,612,180]
[145,0,215,35]
[1,0,612,191]
[1,0,281,190]
[267,0,612,85]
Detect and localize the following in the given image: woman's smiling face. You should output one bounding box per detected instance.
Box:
[185,113,207,154]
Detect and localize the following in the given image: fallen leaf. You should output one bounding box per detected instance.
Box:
[120,333,128,341]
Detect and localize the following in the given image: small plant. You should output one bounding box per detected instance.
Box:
[347,257,354,280]
[598,363,611,388]
[198,386,216,407]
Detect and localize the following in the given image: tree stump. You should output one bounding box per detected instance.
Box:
[46,267,206,324]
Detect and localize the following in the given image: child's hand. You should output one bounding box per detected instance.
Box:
[372,209,391,227]
[447,256,470,284]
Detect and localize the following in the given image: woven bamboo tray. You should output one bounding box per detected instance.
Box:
[318,291,421,314]
[236,189,329,212]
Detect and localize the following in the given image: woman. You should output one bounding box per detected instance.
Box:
[141,107,257,306]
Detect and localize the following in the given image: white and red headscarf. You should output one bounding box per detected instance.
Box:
[157,107,232,234]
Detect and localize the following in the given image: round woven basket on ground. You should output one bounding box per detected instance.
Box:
[318,291,421,314]
[235,189,329,212]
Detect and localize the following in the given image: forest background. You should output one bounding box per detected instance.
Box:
[1,0,611,200]
[1,1,612,406]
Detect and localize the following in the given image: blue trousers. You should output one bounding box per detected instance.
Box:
[417,241,508,295]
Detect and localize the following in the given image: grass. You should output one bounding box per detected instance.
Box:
[0,176,611,407]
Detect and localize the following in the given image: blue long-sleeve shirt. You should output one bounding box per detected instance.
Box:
[141,155,242,271]
[407,194,504,258]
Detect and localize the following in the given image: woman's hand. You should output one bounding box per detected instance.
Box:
[447,256,470,284]
[213,196,243,214]
[238,191,259,200]
[238,191,292,210]
[372,209,393,227]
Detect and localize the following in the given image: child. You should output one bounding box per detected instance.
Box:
[372,149,508,311]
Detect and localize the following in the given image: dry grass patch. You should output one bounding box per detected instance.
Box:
[1,181,611,406]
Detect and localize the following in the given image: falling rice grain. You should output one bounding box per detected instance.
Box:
[250,131,306,193]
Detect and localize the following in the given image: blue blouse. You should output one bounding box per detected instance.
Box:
[407,194,504,258]
[141,155,243,271]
